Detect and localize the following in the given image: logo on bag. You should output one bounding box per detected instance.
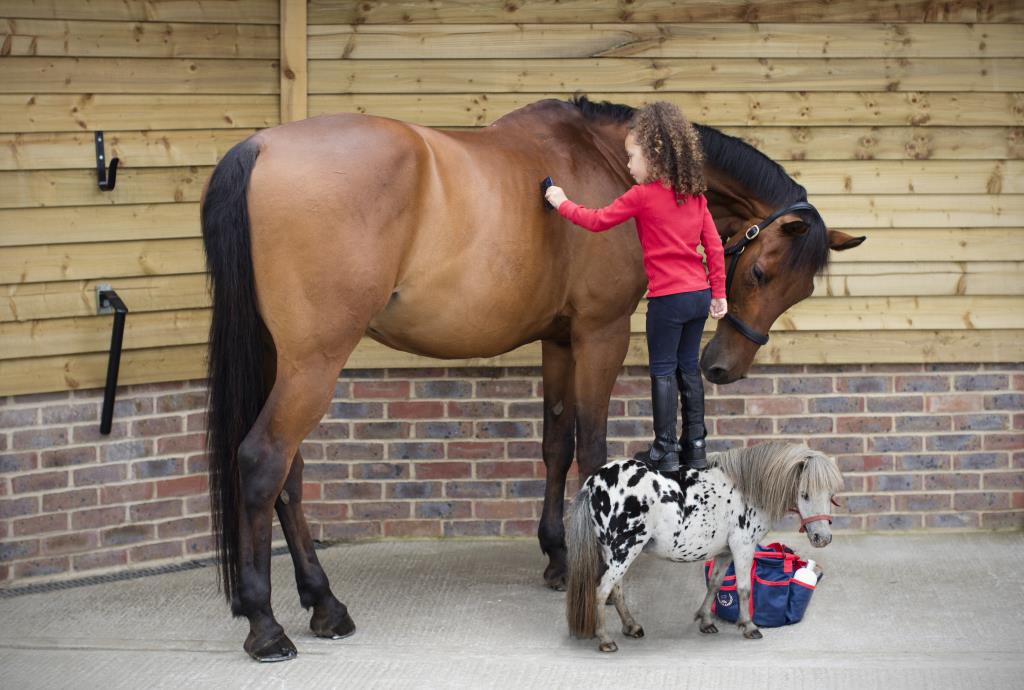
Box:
[717,592,734,607]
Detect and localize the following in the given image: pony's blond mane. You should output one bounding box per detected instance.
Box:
[707,442,844,522]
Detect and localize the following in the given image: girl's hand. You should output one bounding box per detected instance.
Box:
[710,298,728,319]
[545,185,568,209]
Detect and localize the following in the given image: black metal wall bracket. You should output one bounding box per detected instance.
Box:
[94,131,119,191]
[97,285,129,435]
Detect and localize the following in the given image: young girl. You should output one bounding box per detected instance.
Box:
[544,102,726,477]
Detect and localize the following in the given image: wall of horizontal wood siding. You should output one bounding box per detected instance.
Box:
[1,0,1023,396]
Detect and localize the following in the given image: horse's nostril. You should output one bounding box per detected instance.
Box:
[705,366,729,384]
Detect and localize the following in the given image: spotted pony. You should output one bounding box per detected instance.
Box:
[565,442,844,652]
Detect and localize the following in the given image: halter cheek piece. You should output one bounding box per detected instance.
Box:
[793,496,842,533]
[722,201,819,347]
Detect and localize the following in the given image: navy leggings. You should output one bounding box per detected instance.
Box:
[646,289,711,377]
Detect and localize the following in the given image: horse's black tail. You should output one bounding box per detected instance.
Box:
[200,137,265,610]
[566,484,600,639]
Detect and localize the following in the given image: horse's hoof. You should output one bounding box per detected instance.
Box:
[623,624,645,638]
[244,631,298,662]
[599,641,618,653]
[311,601,357,640]
[543,565,567,591]
[743,628,763,640]
[700,623,718,634]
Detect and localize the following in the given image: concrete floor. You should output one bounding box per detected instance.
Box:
[1,532,1022,689]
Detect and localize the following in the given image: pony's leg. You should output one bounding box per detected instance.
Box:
[538,339,577,590]
[571,317,631,479]
[730,547,763,639]
[275,449,355,640]
[610,582,644,638]
[236,358,350,661]
[594,542,645,653]
[695,553,731,634]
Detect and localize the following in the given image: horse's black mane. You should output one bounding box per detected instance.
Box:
[568,95,830,274]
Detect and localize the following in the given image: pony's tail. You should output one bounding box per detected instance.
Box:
[566,484,600,638]
[200,137,265,611]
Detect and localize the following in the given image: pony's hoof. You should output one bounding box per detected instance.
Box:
[543,564,567,591]
[743,628,763,640]
[244,631,298,662]
[700,622,718,634]
[311,601,356,640]
[623,624,645,638]
[599,641,618,653]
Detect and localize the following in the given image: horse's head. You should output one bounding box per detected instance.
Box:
[692,124,866,385]
[699,206,865,385]
[795,450,845,548]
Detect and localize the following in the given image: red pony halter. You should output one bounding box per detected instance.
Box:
[793,497,841,533]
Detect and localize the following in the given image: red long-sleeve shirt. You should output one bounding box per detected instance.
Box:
[557,182,726,299]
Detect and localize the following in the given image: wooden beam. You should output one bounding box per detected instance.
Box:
[2,0,278,23]
[0,204,200,247]
[307,92,1024,127]
[3,329,1022,396]
[280,0,307,123]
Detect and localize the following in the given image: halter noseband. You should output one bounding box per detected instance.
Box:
[722,201,819,347]
[794,496,841,532]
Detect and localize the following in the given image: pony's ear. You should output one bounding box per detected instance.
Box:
[828,229,866,251]
[780,219,808,236]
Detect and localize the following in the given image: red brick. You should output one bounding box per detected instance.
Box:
[12,428,68,450]
[982,471,1023,490]
[0,451,38,473]
[611,378,650,396]
[354,421,411,439]
[444,520,501,537]
[716,417,773,435]
[353,381,410,399]
[384,520,442,537]
[71,506,126,530]
[388,401,444,419]
[303,502,348,521]
[414,462,473,479]
[837,455,893,472]
[925,394,984,413]
[156,475,207,498]
[0,496,39,518]
[477,380,532,398]
[40,446,97,468]
[354,462,409,479]
[186,534,215,555]
[102,482,154,504]
[157,516,211,538]
[323,482,382,500]
[350,502,410,520]
[416,500,471,519]
[12,471,68,494]
[41,403,98,425]
[954,493,1009,511]
[476,461,534,479]
[926,513,979,529]
[321,521,382,541]
[42,488,98,512]
[746,397,803,415]
[984,433,1024,451]
[501,519,536,537]
[156,390,206,413]
[865,514,923,530]
[15,556,69,578]
[73,549,128,571]
[42,532,98,555]
[74,463,127,486]
[895,494,951,511]
[157,433,205,455]
[129,499,182,521]
[447,401,505,418]
[387,481,442,499]
[474,501,534,519]
[13,513,68,536]
[130,541,183,562]
[507,441,542,459]
[302,482,322,501]
[132,416,183,437]
[925,473,980,490]
[981,511,1024,529]
[325,442,384,461]
[0,539,39,561]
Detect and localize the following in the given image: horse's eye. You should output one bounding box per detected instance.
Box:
[752,265,766,283]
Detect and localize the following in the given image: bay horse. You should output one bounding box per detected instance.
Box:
[200,95,864,661]
[565,442,843,652]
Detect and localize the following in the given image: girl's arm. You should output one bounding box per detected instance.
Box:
[700,196,727,300]
[548,185,644,232]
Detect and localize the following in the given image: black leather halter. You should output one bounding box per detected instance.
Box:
[721,201,818,347]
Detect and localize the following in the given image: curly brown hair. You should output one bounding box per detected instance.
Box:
[629,101,706,202]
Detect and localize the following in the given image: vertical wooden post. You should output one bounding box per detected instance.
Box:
[280,0,307,123]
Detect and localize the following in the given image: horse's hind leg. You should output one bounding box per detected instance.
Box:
[695,552,730,634]
[610,582,644,639]
[538,339,577,590]
[236,357,352,661]
[275,449,355,640]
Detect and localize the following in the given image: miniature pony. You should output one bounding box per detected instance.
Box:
[566,442,843,652]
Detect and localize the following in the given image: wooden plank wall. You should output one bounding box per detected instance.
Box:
[2,1,1023,395]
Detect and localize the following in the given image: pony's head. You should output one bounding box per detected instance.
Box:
[710,442,844,547]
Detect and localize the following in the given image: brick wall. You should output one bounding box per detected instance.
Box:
[1,363,1021,586]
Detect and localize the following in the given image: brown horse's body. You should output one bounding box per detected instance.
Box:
[201,98,863,661]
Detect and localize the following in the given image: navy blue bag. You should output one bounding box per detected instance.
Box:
[703,543,818,627]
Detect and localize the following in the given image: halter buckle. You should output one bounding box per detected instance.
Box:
[745,225,760,241]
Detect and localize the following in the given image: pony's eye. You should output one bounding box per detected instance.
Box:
[801,492,809,500]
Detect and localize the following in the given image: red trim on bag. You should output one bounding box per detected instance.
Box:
[791,579,816,591]
[753,574,790,586]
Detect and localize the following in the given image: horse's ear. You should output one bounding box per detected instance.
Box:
[780,219,808,236]
[828,229,866,251]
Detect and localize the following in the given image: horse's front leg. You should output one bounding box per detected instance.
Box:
[538,339,577,590]
[730,547,763,639]
[695,552,731,634]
